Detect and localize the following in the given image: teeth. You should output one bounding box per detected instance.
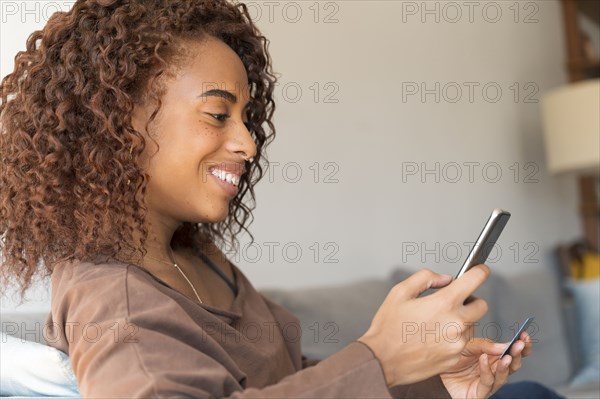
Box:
[210,169,240,187]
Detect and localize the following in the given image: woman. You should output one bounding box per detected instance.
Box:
[0,0,531,397]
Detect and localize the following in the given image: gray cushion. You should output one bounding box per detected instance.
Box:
[482,267,573,388]
[392,265,573,388]
[263,264,574,389]
[261,276,396,360]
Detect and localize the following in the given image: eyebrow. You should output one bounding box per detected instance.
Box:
[197,89,250,108]
[198,89,237,102]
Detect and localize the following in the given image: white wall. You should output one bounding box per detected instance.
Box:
[0,1,581,307]
[234,0,581,288]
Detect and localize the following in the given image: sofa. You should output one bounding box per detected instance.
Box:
[260,264,600,399]
[1,264,599,398]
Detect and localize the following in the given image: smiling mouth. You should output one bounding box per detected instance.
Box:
[209,169,240,187]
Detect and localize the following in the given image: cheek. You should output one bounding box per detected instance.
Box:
[145,125,223,175]
[194,124,219,138]
[189,125,222,154]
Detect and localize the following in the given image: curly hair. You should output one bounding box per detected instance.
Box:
[0,0,277,296]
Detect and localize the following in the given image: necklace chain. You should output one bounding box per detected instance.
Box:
[145,247,203,304]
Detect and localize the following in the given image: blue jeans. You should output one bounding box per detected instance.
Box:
[491,381,566,399]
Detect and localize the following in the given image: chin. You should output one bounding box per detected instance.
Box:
[201,207,230,224]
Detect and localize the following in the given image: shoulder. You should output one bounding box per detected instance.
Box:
[51,258,158,290]
[51,259,127,299]
[50,259,170,320]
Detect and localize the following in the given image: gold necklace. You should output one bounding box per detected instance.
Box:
[145,247,203,304]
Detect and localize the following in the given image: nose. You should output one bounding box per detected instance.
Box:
[226,119,257,162]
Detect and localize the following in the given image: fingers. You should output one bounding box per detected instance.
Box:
[520,332,533,357]
[460,295,489,323]
[507,340,525,374]
[398,269,453,300]
[478,349,513,398]
[494,333,530,375]
[477,354,495,397]
[444,264,491,303]
[491,355,511,395]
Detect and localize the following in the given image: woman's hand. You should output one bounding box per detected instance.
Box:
[440,332,533,399]
[505,331,533,375]
[357,265,490,387]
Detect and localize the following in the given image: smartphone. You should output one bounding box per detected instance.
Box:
[500,317,534,359]
[455,208,511,279]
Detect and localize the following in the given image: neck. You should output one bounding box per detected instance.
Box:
[117,213,183,266]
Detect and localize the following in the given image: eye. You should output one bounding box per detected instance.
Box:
[209,113,230,122]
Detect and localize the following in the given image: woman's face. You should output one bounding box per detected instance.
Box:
[132,36,256,227]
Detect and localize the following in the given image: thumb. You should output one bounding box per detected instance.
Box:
[466,338,506,357]
[400,269,453,299]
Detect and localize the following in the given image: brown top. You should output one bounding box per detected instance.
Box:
[46,258,451,398]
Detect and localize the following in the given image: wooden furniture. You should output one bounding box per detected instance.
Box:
[562,0,600,82]
[560,0,600,255]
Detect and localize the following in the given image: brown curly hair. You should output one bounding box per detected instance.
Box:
[0,0,277,296]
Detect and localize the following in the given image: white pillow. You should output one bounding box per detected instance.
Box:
[0,332,80,397]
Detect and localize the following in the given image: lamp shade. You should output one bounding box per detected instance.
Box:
[541,79,600,175]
